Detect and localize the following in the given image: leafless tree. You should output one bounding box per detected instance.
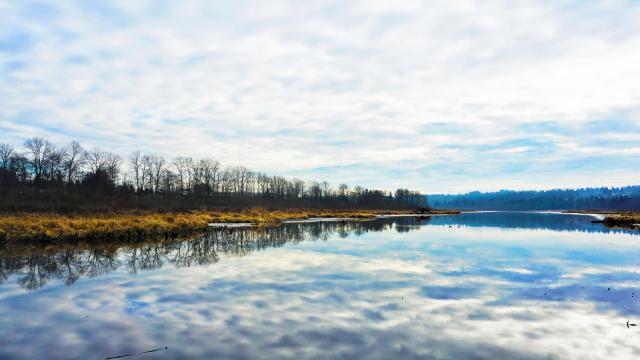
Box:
[63,141,85,185]
[86,148,120,183]
[200,159,220,196]
[86,148,107,173]
[0,143,14,170]
[104,152,121,183]
[44,144,67,182]
[142,154,153,191]
[24,137,51,183]
[172,157,190,192]
[129,151,142,191]
[338,183,349,197]
[152,155,165,193]
[189,158,202,193]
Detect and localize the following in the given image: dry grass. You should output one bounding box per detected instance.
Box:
[0,211,213,242]
[0,208,443,243]
[602,212,640,227]
[208,208,381,224]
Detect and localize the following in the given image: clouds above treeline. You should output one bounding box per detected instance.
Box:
[1,1,639,192]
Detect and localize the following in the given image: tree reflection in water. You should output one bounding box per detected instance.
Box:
[0,216,427,290]
[4,212,630,291]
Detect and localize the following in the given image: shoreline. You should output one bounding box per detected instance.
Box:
[0,208,460,244]
[562,210,640,229]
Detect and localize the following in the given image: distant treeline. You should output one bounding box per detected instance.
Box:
[0,138,426,212]
[428,186,640,211]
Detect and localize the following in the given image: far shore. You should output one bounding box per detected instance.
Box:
[0,208,459,244]
[561,210,640,229]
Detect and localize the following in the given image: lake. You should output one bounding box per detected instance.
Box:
[1,212,640,359]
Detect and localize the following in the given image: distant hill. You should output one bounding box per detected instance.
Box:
[427,185,640,211]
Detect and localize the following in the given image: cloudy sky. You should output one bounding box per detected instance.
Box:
[1,1,639,193]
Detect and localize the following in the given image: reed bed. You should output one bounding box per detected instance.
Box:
[602,212,640,227]
[0,208,429,243]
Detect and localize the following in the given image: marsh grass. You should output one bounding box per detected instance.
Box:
[0,208,435,243]
[0,211,212,243]
[602,212,640,227]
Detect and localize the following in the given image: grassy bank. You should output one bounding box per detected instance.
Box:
[601,212,640,228]
[0,208,457,243]
[564,210,640,229]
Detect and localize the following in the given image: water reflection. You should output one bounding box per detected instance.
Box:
[1,213,640,359]
[1,214,637,291]
[426,211,639,233]
[0,217,424,290]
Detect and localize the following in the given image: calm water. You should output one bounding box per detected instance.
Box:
[1,212,640,359]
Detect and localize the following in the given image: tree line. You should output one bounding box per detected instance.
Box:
[428,186,640,211]
[0,138,426,212]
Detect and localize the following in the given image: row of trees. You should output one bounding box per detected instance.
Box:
[428,187,640,211]
[0,138,427,210]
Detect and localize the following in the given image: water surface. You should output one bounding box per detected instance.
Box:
[1,212,640,359]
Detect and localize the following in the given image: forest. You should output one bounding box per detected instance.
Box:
[0,138,426,212]
[428,186,640,211]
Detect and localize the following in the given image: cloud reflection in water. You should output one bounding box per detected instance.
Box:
[1,213,640,359]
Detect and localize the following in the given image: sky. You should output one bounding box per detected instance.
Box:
[1,1,639,194]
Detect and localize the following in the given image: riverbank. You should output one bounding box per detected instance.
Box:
[601,212,640,228]
[563,210,640,229]
[0,208,459,243]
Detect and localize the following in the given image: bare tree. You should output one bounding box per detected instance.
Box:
[292,178,305,198]
[142,154,153,191]
[63,141,85,185]
[44,144,67,182]
[0,143,15,192]
[200,159,220,196]
[129,151,142,191]
[189,158,202,193]
[162,169,176,193]
[151,155,165,193]
[24,137,50,183]
[9,153,28,182]
[172,157,190,192]
[86,148,120,183]
[104,152,121,183]
[86,148,107,173]
[338,183,349,197]
[0,144,14,170]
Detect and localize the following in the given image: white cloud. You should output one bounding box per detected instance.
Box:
[1,1,639,192]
